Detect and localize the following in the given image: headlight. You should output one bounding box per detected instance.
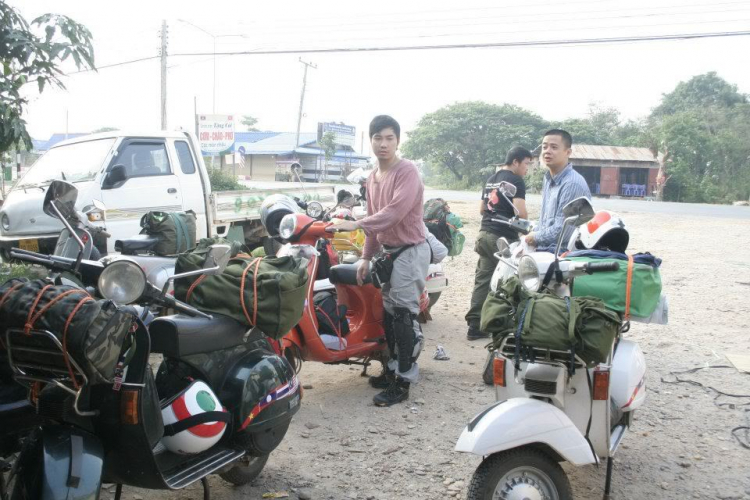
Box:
[1,213,9,231]
[98,259,146,304]
[306,201,323,219]
[518,255,541,291]
[279,214,297,240]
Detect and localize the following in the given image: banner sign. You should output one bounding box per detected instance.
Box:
[198,114,235,155]
[317,122,356,148]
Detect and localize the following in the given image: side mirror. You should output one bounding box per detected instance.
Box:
[202,244,231,275]
[562,197,596,226]
[497,181,517,198]
[306,201,324,219]
[161,244,231,296]
[43,180,79,221]
[102,164,128,189]
[496,237,512,258]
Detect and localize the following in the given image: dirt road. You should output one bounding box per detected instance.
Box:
[141,199,750,500]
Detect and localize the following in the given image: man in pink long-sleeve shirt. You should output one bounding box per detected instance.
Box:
[327,115,430,406]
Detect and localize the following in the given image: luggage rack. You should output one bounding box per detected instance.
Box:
[498,337,587,370]
[4,327,97,417]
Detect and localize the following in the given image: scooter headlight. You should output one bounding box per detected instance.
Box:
[98,258,146,304]
[306,202,323,219]
[279,214,297,240]
[518,255,541,292]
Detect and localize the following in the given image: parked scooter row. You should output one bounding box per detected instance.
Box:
[0,181,301,498]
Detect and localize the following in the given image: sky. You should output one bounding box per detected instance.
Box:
[11,0,750,156]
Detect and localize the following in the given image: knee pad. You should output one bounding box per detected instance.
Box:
[383,310,396,358]
[393,308,416,374]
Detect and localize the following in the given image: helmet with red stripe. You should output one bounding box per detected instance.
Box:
[161,380,228,454]
[575,210,629,253]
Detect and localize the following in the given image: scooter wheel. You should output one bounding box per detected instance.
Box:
[219,454,269,485]
[467,447,572,500]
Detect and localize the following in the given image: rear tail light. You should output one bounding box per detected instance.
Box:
[593,369,610,400]
[493,357,506,387]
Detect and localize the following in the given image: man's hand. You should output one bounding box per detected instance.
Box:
[525,233,536,246]
[325,219,360,233]
[357,258,371,286]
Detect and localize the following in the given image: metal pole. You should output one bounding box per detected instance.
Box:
[194,96,199,137]
[160,20,168,130]
[295,58,316,148]
[212,37,216,113]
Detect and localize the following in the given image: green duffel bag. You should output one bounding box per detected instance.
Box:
[569,257,661,317]
[484,276,621,366]
[140,210,197,255]
[174,243,309,339]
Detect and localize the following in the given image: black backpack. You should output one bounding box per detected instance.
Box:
[423,198,453,253]
[313,291,349,337]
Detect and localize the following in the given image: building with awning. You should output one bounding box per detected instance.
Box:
[534,145,661,198]
[229,131,370,182]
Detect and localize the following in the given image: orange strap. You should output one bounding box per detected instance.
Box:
[0,282,26,309]
[185,275,207,302]
[24,285,53,335]
[240,258,263,326]
[624,255,634,321]
[25,289,90,335]
[62,296,94,389]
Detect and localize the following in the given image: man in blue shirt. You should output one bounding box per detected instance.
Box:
[525,129,591,250]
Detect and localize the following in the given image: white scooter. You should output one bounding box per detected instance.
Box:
[457,194,649,500]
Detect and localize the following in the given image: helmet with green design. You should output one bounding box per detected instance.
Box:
[160,380,228,454]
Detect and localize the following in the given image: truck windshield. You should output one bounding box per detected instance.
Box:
[18,138,116,187]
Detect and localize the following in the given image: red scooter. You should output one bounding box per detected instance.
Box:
[270,211,429,375]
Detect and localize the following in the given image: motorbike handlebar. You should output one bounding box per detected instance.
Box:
[9,248,75,271]
[160,292,212,319]
[584,261,620,274]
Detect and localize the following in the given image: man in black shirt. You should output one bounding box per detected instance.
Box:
[465,146,531,340]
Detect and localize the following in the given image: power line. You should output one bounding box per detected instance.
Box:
[65,29,750,75]
[69,55,159,74]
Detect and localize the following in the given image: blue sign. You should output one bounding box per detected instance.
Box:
[238,146,246,155]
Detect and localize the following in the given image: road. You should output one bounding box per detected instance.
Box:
[425,188,750,220]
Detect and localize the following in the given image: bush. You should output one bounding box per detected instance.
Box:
[0,263,46,282]
[208,167,244,191]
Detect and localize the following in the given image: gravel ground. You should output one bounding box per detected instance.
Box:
[131,198,750,500]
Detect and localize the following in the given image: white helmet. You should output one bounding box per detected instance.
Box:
[260,194,298,237]
[575,210,629,253]
[161,380,228,455]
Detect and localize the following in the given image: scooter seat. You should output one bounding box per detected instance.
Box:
[115,234,160,255]
[149,313,250,357]
[329,264,372,286]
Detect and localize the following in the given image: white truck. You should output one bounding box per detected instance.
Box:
[0,130,335,260]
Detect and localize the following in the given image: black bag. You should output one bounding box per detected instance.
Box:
[371,245,413,289]
[0,278,136,385]
[140,210,197,255]
[423,198,453,252]
[313,291,349,337]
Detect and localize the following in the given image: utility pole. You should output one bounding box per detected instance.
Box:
[160,20,168,130]
[194,96,199,137]
[295,58,317,148]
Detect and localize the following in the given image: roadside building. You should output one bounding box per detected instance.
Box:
[229,131,369,182]
[534,144,660,198]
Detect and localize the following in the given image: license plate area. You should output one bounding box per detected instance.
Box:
[18,239,39,252]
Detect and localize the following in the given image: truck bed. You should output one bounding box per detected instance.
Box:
[210,183,336,224]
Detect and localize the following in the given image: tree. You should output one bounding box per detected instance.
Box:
[0,2,95,154]
[241,115,259,132]
[645,73,750,203]
[320,131,337,181]
[555,104,622,145]
[402,102,548,187]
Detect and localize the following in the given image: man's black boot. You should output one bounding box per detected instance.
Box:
[373,377,410,407]
[369,367,395,389]
[467,326,489,341]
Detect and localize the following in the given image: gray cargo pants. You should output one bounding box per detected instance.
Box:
[382,240,431,315]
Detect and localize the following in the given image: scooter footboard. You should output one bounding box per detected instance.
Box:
[13,426,104,500]
[455,398,597,466]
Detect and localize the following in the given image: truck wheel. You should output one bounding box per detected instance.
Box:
[219,454,269,485]
[428,292,441,309]
[467,447,572,500]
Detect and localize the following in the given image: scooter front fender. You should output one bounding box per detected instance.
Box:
[455,398,596,466]
[14,426,103,500]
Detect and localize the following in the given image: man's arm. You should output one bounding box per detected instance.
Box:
[514,198,528,219]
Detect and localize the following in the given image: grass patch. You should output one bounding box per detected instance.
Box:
[0,263,47,282]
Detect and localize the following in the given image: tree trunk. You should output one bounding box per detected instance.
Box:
[654,148,670,202]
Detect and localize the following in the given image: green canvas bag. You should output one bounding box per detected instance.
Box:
[569,256,661,318]
[483,276,621,367]
[140,210,197,255]
[174,240,309,339]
